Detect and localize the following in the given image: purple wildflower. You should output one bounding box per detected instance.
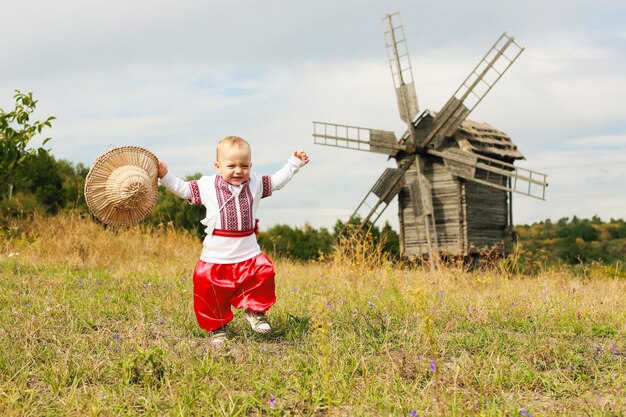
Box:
[611,342,618,355]
[410,410,418,417]
[368,301,374,308]
[326,301,332,308]
[269,395,276,407]
[104,296,109,302]
[113,332,120,340]
[594,347,603,359]
[430,360,436,372]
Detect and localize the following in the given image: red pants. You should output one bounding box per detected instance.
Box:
[192,252,276,331]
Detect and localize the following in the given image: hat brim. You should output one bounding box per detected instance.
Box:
[84,146,159,227]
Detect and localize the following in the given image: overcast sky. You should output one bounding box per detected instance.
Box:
[2,0,625,230]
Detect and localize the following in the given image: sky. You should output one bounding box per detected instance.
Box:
[2,0,625,230]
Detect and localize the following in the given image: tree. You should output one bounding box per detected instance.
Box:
[55,159,89,210]
[258,223,334,260]
[380,221,400,257]
[557,222,599,242]
[13,151,66,213]
[0,91,55,195]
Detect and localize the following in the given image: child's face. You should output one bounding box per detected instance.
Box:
[214,143,252,186]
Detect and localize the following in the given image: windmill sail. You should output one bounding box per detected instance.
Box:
[383,11,438,261]
[312,121,404,155]
[430,148,547,199]
[348,161,412,226]
[383,12,419,129]
[420,33,524,151]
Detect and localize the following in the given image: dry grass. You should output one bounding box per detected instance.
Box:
[2,211,198,277]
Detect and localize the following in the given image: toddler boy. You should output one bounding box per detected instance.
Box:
[158,136,309,346]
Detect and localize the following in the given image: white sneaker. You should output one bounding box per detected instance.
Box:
[243,309,272,333]
[210,326,228,348]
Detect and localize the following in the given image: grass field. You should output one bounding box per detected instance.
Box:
[1,213,625,416]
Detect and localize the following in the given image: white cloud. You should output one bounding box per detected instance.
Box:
[570,134,626,148]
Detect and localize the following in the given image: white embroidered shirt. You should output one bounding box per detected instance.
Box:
[160,155,305,263]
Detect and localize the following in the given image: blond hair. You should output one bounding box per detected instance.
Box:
[216,135,250,161]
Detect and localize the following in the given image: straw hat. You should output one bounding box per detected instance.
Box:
[84,146,159,227]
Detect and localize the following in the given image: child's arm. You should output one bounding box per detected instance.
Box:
[270,150,309,192]
[158,160,193,200]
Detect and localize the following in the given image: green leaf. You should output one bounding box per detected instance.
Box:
[0,91,55,190]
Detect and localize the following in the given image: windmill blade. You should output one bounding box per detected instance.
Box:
[382,12,419,128]
[347,157,415,227]
[382,11,437,260]
[420,33,524,151]
[313,121,407,156]
[429,148,548,200]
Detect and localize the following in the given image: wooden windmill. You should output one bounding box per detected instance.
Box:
[313,11,548,259]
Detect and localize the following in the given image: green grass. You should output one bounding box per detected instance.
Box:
[0,214,625,416]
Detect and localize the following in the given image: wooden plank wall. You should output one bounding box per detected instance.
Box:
[399,157,463,257]
[398,157,513,257]
[464,176,510,253]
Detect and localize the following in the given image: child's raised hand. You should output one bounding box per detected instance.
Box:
[158,161,168,179]
[293,150,309,165]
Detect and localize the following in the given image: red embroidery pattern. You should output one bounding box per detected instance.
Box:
[189,180,201,205]
[214,176,257,231]
[215,177,234,230]
[239,185,254,229]
[215,175,237,230]
[262,175,272,198]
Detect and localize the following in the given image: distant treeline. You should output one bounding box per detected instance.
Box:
[514,216,626,266]
[2,152,624,266]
